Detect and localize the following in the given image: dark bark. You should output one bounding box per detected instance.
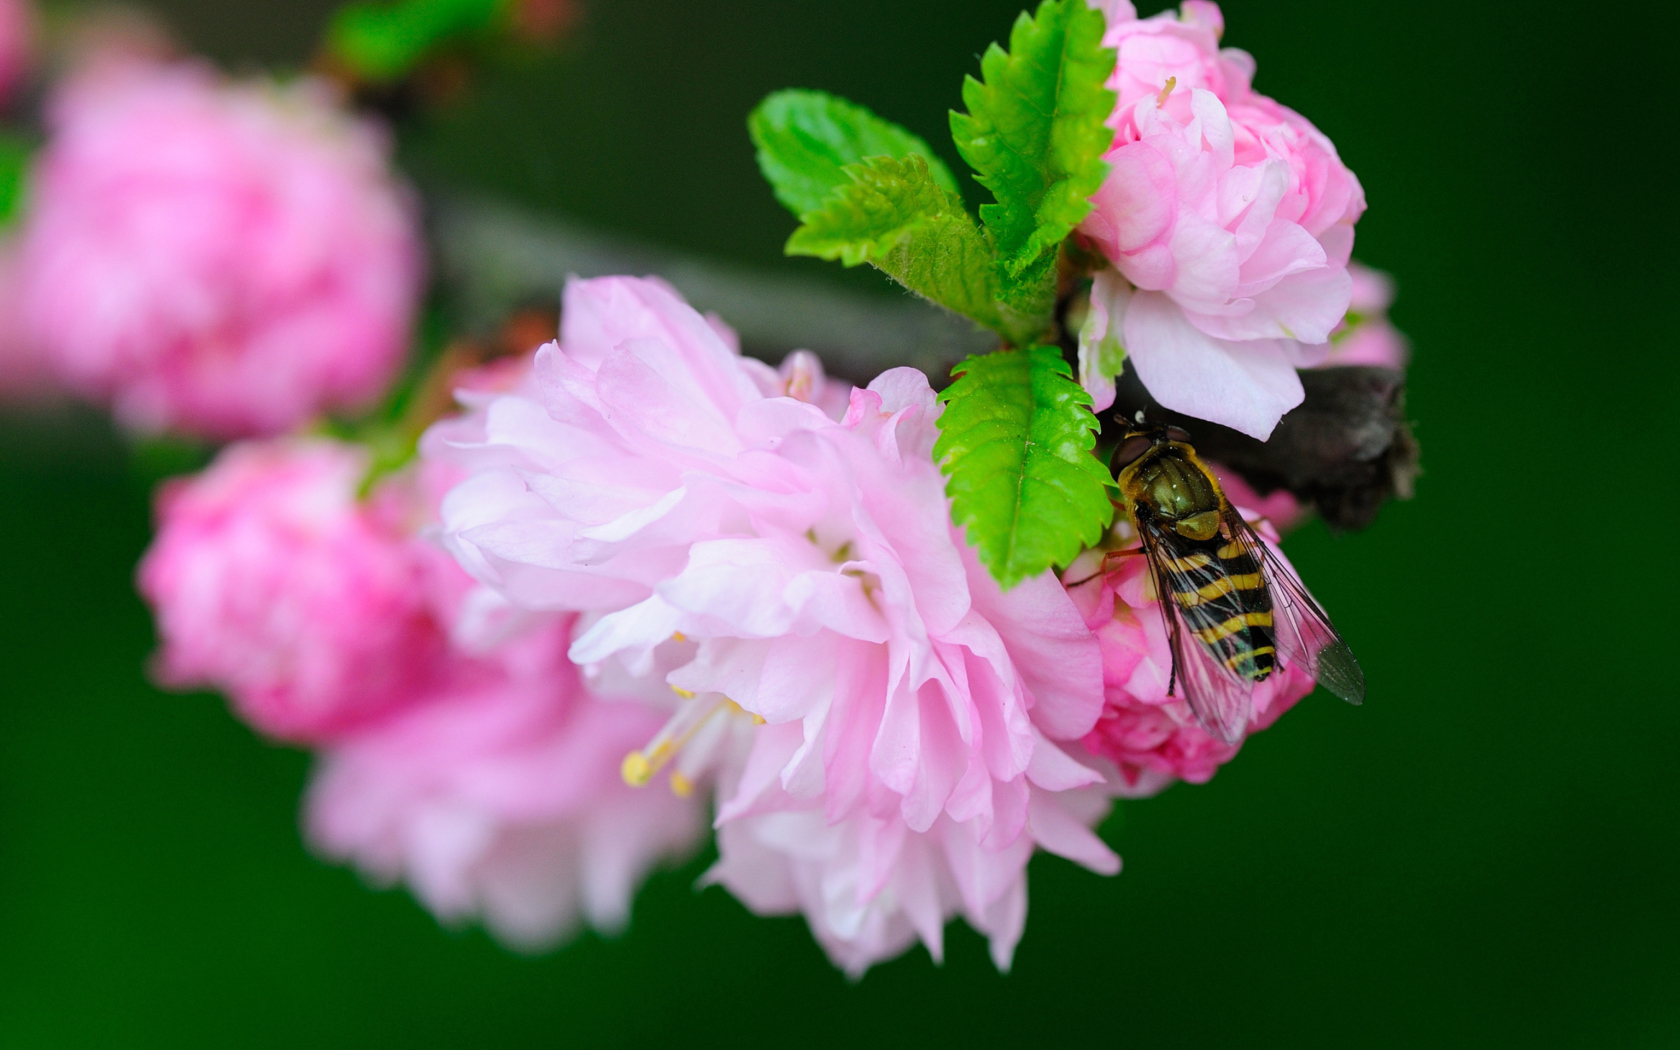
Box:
[1109,365,1418,531]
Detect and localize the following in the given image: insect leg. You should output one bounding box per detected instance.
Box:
[1063,548,1145,588]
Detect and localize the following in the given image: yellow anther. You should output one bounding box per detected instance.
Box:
[671,686,695,699]
[1157,76,1177,106]
[669,770,694,797]
[621,751,653,787]
[671,632,686,643]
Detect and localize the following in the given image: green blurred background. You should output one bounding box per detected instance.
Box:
[2,0,1676,1045]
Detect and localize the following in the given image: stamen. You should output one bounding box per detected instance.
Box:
[671,631,686,643]
[1157,76,1177,106]
[622,691,732,787]
[621,749,656,787]
[668,770,694,797]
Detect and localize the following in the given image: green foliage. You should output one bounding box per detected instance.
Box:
[749,90,960,219]
[992,249,1058,348]
[748,4,1125,581]
[949,0,1115,278]
[327,0,505,82]
[0,133,32,229]
[934,346,1114,587]
[786,155,1005,335]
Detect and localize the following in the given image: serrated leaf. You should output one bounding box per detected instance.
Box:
[750,90,962,220]
[949,0,1115,278]
[786,154,1006,335]
[933,346,1114,588]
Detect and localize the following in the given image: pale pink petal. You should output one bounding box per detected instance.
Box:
[1124,290,1304,438]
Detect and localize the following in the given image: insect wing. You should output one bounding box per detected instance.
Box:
[1218,506,1366,705]
[1139,521,1256,744]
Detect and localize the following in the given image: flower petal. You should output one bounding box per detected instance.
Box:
[1123,290,1304,439]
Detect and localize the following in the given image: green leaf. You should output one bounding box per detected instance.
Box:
[949,0,1115,278]
[786,154,1006,335]
[327,0,504,82]
[750,89,961,219]
[0,132,33,229]
[933,346,1114,588]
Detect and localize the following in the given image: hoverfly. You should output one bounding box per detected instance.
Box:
[1095,420,1365,743]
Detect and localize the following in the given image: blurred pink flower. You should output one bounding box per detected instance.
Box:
[19,60,421,438]
[1062,504,1315,792]
[306,615,705,950]
[1079,1,1365,439]
[0,0,33,106]
[140,428,710,944]
[138,438,449,741]
[427,275,1119,972]
[0,239,56,401]
[1321,262,1409,369]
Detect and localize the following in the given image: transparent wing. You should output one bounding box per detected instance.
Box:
[1218,506,1365,705]
[1139,520,1256,745]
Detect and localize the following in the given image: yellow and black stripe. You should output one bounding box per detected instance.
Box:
[1165,535,1276,684]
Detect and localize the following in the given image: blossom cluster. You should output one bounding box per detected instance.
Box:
[140,431,704,946]
[134,276,1322,973]
[0,0,1406,977]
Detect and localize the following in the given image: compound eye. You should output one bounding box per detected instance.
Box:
[1165,426,1192,444]
[1111,435,1154,472]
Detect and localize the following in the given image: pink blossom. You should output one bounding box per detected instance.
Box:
[138,439,449,741]
[0,0,33,107]
[1079,1,1365,440]
[141,428,710,944]
[427,275,1119,972]
[306,615,705,950]
[1063,504,1315,792]
[19,60,422,438]
[1321,262,1409,369]
[1210,460,1304,535]
[0,239,55,401]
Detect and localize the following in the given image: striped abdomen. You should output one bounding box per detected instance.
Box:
[1166,536,1276,683]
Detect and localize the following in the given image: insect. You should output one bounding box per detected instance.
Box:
[1100,420,1365,743]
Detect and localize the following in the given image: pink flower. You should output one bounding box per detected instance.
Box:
[427,275,1119,972]
[0,239,56,401]
[19,60,422,438]
[1210,460,1304,535]
[1321,262,1409,369]
[306,615,705,950]
[138,439,449,741]
[1063,501,1315,791]
[141,428,710,944]
[1078,1,1365,439]
[0,0,33,106]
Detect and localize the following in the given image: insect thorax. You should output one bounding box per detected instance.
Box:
[1120,444,1224,528]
